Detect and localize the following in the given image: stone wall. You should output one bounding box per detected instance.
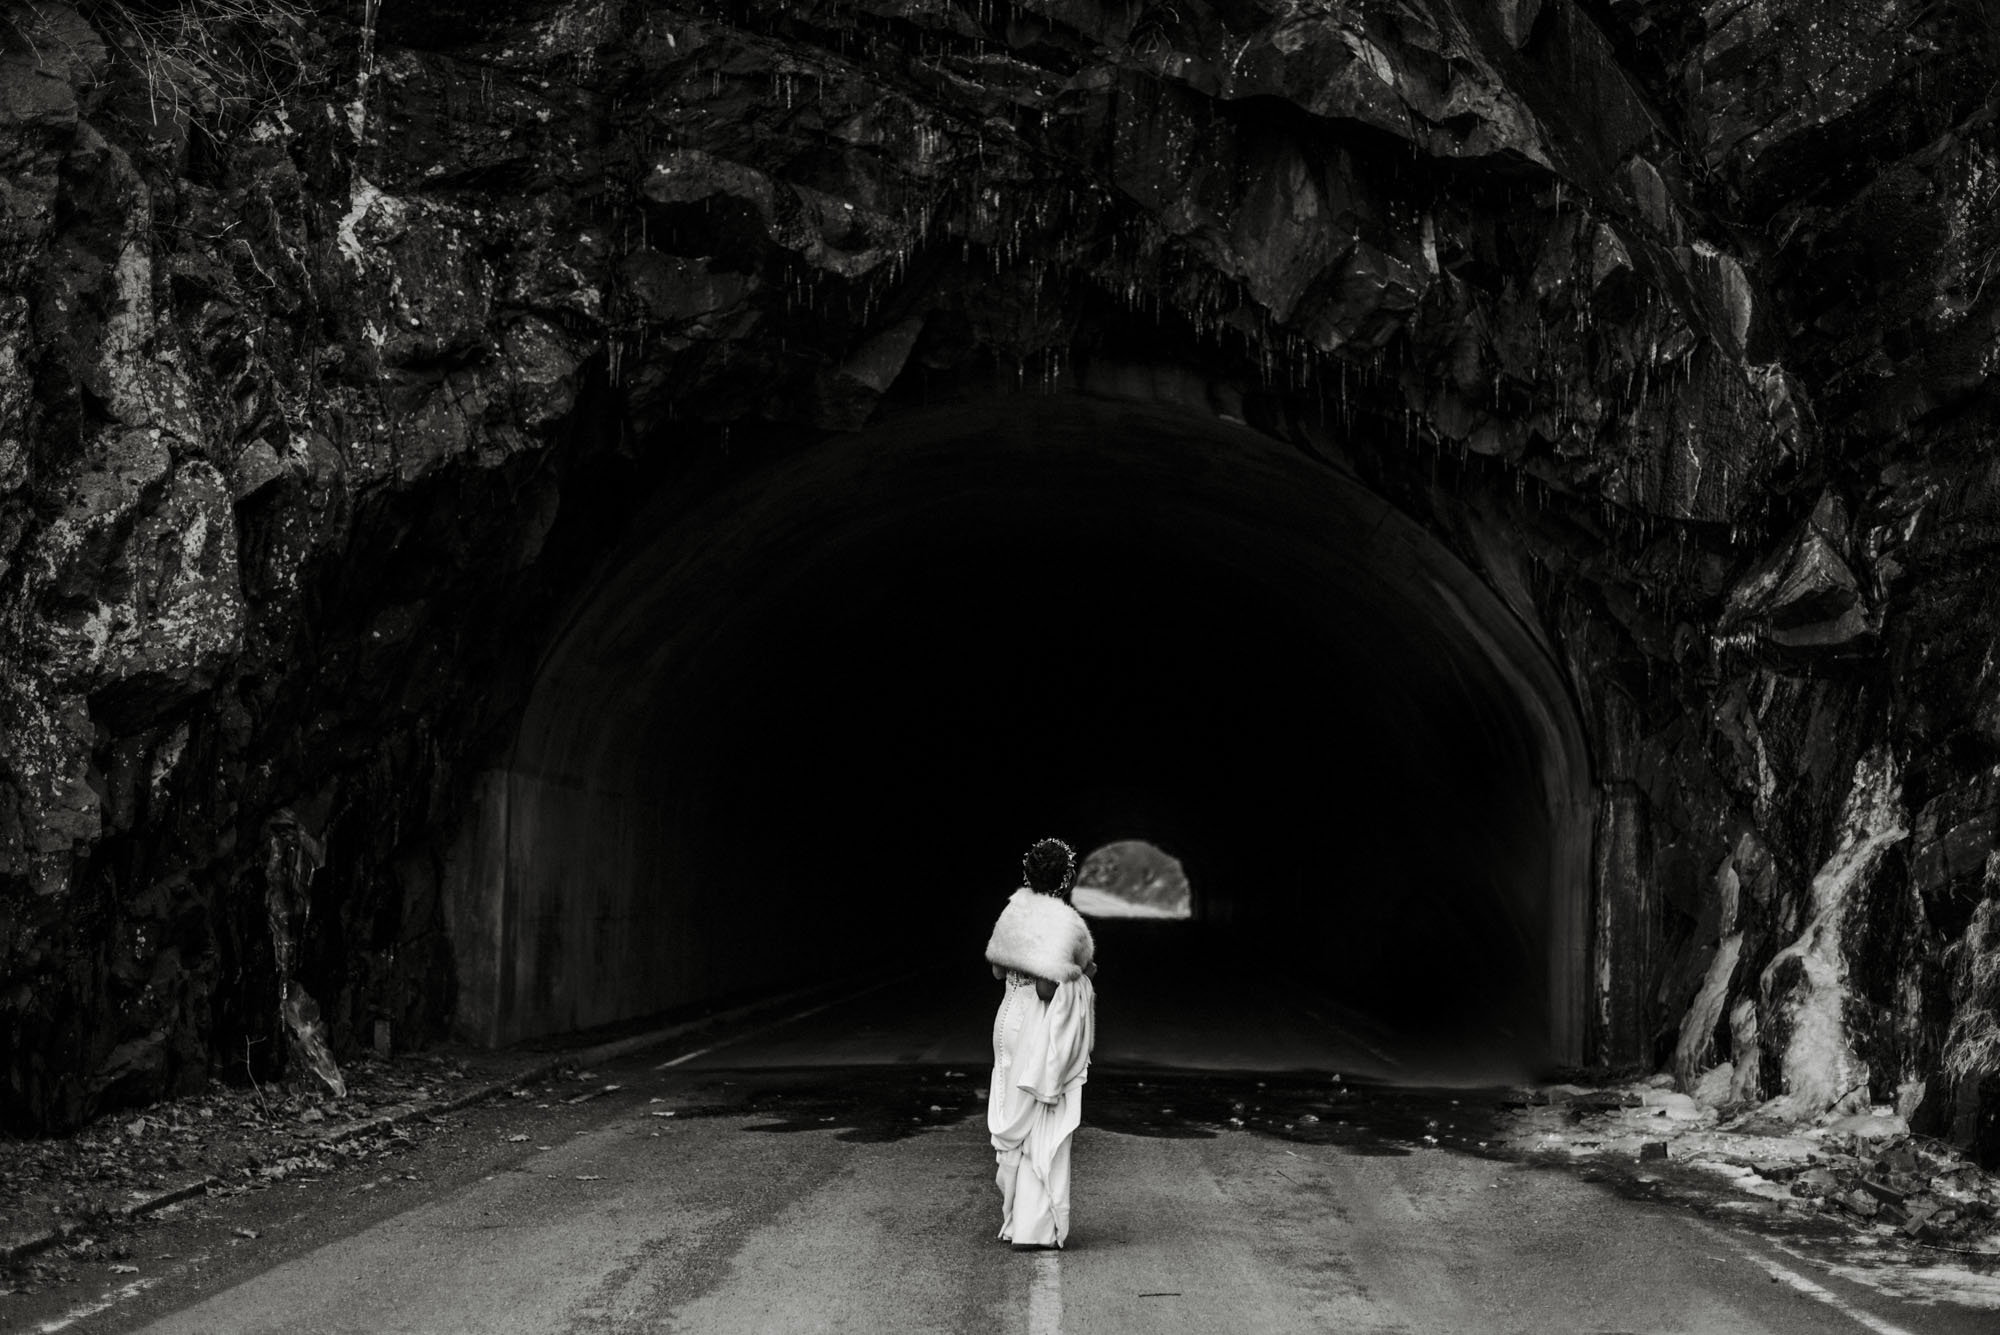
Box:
[0,0,1995,1161]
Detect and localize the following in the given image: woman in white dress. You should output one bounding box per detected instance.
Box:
[984,838,1098,1251]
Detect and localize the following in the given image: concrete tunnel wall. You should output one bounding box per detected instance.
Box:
[442,384,1597,1064]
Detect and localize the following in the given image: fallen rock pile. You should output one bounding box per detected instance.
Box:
[1775,1134,1999,1246]
[1502,1077,2000,1255]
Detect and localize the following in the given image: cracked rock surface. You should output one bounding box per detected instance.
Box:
[0,0,1998,1172]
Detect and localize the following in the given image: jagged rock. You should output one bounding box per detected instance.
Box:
[0,0,1995,1162]
[620,251,757,325]
[1718,494,1875,650]
[87,1029,168,1107]
[43,461,244,717]
[1837,1187,1882,1219]
[1859,1176,1912,1208]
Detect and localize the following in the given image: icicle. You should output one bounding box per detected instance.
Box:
[263,812,345,1100]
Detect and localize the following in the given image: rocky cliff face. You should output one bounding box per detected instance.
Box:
[1,0,1998,1161]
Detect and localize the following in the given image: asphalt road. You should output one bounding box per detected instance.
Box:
[20,930,1997,1334]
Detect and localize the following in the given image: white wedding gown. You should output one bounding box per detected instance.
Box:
[989,969,1096,1246]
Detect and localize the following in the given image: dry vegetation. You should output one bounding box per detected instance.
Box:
[7,0,320,141]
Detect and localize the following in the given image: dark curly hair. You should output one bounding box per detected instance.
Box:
[1022,838,1078,900]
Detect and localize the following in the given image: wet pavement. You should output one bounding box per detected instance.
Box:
[652,1062,1513,1154]
[2,940,1995,1332]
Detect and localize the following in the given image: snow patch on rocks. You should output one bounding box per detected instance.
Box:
[1500,1075,2000,1294]
[1759,747,1907,1120]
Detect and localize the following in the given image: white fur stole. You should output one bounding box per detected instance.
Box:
[985,888,1095,982]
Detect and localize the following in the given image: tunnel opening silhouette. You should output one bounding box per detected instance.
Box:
[444,390,1594,1077]
[1073,841,1193,920]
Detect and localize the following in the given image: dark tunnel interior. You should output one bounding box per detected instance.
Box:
[443,388,1593,1078]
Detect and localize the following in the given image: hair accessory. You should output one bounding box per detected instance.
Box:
[1023,837,1078,896]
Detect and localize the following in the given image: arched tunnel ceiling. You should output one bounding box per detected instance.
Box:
[457,386,1594,1070]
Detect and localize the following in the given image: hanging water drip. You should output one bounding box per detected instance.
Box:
[262,812,345,1100]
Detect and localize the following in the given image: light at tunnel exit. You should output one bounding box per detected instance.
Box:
[1074,840,1193,919]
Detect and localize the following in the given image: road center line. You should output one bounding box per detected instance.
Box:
[654,1044,716,1069]
[1027,1251,1063,1335]
[1682,1218,1916,1335]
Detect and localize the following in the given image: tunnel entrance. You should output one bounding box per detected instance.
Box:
[1074,841,1194,920]
[443,385,1594,1073]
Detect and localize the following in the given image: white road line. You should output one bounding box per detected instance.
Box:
[653,972,919,1070]
[1027,1250,1063,1335]
[655,1044,715,1069]
[1682,1218,1917,1335]
[37,1276,160,1332]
